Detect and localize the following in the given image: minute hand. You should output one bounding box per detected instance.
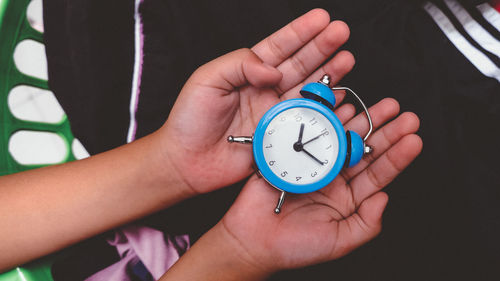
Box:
[301,148,325,165]
[302,131,327,145]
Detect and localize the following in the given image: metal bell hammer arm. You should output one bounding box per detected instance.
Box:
[320,74,373,154]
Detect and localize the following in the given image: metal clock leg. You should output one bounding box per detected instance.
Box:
[274,191,286,214]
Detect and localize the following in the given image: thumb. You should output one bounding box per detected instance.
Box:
[194,48,283,90]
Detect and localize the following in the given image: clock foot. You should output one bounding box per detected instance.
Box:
[274,191,286,214]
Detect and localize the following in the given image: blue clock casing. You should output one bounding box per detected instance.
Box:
[252,98,347,194]
[227,74,373,213]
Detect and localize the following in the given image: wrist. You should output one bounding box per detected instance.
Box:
[213,221,276,278]
[160,222,274,281]
[154,125,202,197]
[141,130,196,204]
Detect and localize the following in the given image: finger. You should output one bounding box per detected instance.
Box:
[349,134,423,207]
[280,50,355,100]
[333,192,388,258]
[342,112,420,180]
[252,9,330,66]
[334,103,356,124]
[244,57,283,88]
[320,113,417,212]
[193,48,282,92]
[344,97,400,135]
[333,89,347,107]
[274,21,350,94]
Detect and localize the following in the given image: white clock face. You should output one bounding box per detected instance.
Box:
[262,107,340,185]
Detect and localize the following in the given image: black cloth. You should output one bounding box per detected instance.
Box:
[44,0,500,280]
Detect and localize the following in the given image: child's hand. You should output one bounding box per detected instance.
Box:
[160,9,355,194]
[217,105,422,272]
[160,101,422,281]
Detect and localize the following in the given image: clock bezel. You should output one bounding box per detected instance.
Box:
[253,98,347,194]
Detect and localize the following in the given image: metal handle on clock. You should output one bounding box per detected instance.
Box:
[320,75,373,154]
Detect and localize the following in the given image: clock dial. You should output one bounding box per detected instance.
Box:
[262,107,340,185]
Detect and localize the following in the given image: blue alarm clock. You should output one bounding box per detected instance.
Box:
[228,74,373,214]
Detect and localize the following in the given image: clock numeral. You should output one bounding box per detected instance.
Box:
[309,117,317,126]
[265,144,273,148]
[294,113,302,122]
[267,129,275,135]
[311,171,318,177]
[296,176,302,181]
[325,145,332,150]
[269,160,275,166]
[324,159,328,164]
[281,171,288,177]
[321,128,329,136]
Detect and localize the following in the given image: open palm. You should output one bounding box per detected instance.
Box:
[219,102,422,271]
[162,9,359,194]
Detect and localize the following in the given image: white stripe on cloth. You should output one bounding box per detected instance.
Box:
[424,2,500,83]
[444,0,500,58]
[127,0,145,143]
[477,3,500,32]
[119,1,191,280]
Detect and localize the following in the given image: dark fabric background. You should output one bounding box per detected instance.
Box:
[44,0,500,280]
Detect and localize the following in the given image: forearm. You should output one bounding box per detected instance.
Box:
[159,222,272,281]
[0,130,193,271]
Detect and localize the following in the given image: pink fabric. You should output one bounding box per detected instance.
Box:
[84,254,138,281]
[86,225,189,281]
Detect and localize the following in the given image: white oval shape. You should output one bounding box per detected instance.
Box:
[9,131,68,165]
[27,0,44,32]
[8,85,65,123]
[72,138,90,160]
[13,39,48,80]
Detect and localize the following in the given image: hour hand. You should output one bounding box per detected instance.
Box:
[297,123,305,143]
[301,148,325,165]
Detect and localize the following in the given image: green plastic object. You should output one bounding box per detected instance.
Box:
[0,0,77,176]
[0,260,53,281]
[0,0,78,279]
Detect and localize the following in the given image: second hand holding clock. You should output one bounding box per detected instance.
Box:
[293,123,325,166]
